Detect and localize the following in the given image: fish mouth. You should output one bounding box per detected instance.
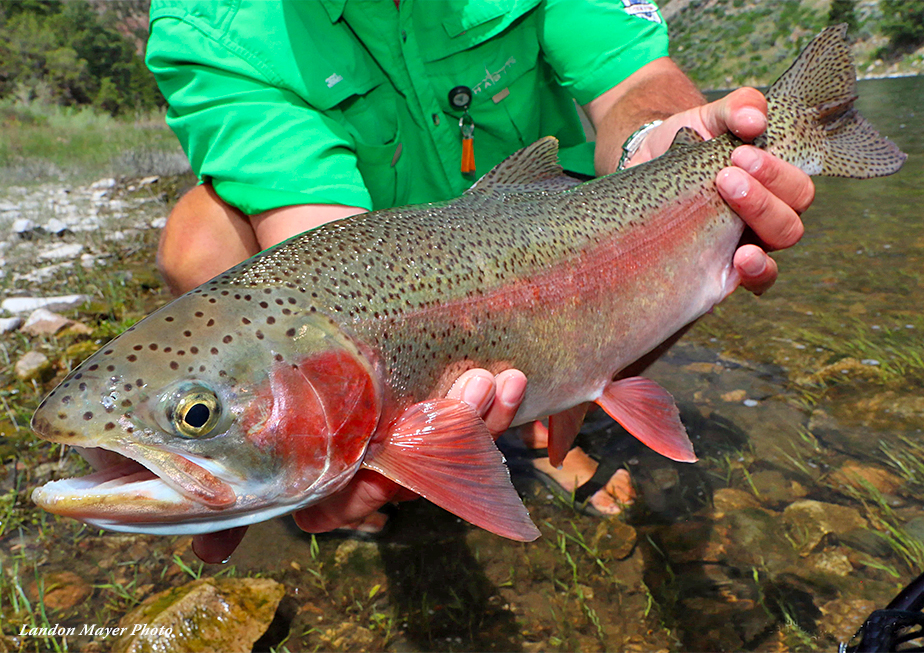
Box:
[31,444,238,530]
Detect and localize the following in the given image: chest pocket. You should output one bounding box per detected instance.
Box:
[417,0,544,165]
[280,12,402,208]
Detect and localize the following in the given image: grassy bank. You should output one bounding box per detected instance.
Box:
[0,102,189,188]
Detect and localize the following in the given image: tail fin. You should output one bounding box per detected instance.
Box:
[758,24,906,178]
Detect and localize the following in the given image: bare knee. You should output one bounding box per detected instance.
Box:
[157,184,259,296]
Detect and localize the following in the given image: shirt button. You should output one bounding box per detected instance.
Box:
[432,113,440,126]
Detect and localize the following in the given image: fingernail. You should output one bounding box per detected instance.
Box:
[739,252,767,277]
[732,146,761,174]
[737,107,766,134]
[498,374,526,408]
[720,168,749,199]
[462,375,494,413]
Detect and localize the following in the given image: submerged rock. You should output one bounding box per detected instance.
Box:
[782,500,868,555]
[15,351,51,381]
[111,577,285,653]
[27,571,92,611]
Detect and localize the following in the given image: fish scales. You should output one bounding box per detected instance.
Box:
[29,26,907,540]
[221,133,740,419]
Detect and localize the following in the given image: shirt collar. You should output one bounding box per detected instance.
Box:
[318,0,347,22]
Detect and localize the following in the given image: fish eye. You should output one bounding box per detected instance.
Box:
[171,387,221,438]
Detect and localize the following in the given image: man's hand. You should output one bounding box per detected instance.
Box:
[586,58,815,296]
[627,87,814,295]
[191,368,527,563]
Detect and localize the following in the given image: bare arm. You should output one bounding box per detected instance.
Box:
[582,57,814,295]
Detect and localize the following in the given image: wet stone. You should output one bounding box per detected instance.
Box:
[27,571,92,611]
[0,316,22,333]
[21,308,71,336]
[712,487,762,515]
[829,460,904,495]
[14,350,51,381]
[805,547,855,577]
[782,500,868,555]
[819,597,879,644]
[748,469,808,507]
[111,577,285,653]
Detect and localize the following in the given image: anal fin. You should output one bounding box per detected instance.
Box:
[362,399,540,542]
[594,377,697,462]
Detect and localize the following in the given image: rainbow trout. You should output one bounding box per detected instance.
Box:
[31,26,905,541]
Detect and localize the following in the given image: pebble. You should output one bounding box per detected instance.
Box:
[111,577,285,653]
[14,351,51,381]
[27,571,92,611]
[44,217,70,235]
[21,308,71,336]
[11,218,36,237]
[89,177,117,190]
[1,294,90,314]
[38,242,84,261]
[150,217,167,230]
[0,316,22,333]
[782,500,868,554]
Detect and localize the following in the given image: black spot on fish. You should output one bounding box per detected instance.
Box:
[83,412,93,421]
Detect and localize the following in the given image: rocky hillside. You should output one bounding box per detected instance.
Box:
[661,0,924,88]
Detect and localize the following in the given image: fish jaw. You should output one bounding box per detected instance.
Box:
[29,289,384,535]
[30,446,360,535]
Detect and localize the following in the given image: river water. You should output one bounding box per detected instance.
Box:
[1,76,921,652]
[225,75,924,652]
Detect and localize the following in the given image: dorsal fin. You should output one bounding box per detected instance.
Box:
[669,127,705,149]
[466,136,582,197]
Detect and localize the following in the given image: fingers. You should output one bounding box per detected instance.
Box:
[447,368,527,436]
[192,525,248,564]
[733,244,779,295]
[292,469,402,533]
[711,87,768,141]
[718,147,810,251]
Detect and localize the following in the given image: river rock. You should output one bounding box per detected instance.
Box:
[829,461,904,495]
[38,242,84,261]
[15,351,51,381]
[27,571,92,610]
[90,177,117,190]
[21,308,71,336]
[782,500,868,555]
[712,487,762,516]
[111,577,285,653]
[1,294,90,314]
[0,316,22,333]
[44,218,70,236]
[11,218,36,238]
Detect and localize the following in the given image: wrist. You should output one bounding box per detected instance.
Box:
[617,120,663,170]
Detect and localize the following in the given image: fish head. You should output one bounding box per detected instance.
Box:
[30,287,382,535]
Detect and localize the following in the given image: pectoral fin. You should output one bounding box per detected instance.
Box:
[362,398,540,542]
[595,377,697,462]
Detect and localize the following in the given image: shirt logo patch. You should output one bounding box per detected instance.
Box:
[472,57,516,96]
[325,73,344,88]
[621,0,662,23]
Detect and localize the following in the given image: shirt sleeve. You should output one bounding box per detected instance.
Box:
[538,0,669,106]
[145,15,373,215]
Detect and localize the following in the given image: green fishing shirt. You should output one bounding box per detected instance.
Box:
[146,0,668,215]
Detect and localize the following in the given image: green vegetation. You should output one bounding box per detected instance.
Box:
[881,0,924,51]
[0,0,161,116]
[666,0,924,88]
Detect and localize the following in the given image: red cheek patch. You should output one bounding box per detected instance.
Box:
[249,349,380,474]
